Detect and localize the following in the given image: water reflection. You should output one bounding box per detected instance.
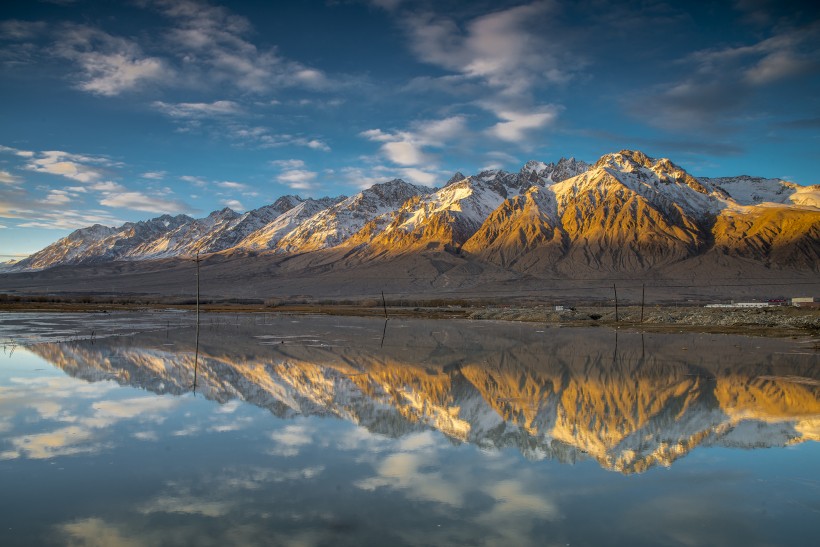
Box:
[21,315,820,474]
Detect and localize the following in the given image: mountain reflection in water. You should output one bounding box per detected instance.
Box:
[28,314,819,474]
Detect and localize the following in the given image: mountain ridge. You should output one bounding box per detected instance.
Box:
[4,150,819,283]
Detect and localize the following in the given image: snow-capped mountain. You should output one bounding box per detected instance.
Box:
[12,214,194,270]
[274,178,430,253]
[231,196,343,252]
[5,150,819,275]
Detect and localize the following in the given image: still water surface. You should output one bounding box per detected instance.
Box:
[1,312,818,546]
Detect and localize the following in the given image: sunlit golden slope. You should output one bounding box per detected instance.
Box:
[710,206,820,269]
[460,151,819,274]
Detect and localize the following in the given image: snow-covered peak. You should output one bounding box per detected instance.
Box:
[365,178,431,205]
[207,207,240,221]
[521,160,549,174]
[274,179,429,252]
[521,157,590,185]
[445,171,467,187]
[699,175,819,208]
[270,195,305,214]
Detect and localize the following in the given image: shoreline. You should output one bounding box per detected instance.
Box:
[1,300,818,338]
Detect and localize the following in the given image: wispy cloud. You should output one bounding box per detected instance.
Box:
[361,115,466,167]
[180,175,208,187]
[485,105,559,143]
[340,165,440,189]
[276,169,318,191]
[220,198,244,211]
[140,171,167,180]
[25,150,118,183]
[13,208,125,230]
[54,24,169,96]
[147,0,330,93]
[41,189,72,205]
[628,24,820,132]
[152,100,243,118]
[0,170,21,185]
[390,1,572,140]
[270,159,305,169]
[0,145,35,158]
[100,190,192,214]
[225,124,331,151]
[214,180,248,190]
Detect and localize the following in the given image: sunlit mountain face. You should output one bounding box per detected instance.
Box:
[23,314,819,475]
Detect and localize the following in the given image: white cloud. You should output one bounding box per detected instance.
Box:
[486,106,559,142]
[0,20,48,41]
[744,49,812,84]
[396,168,438,186]
[55,24,169,96]
[100,191,191,214]
[15,209,124,230]
[306,139,331,151]
[277,169,318,190]
[25,150,116,183]
[180,175,207,187]
[406,1,573,95]
[148,0,330,93]
[221,199,244,211]
[0,145,34,158]
[391,2,579,141]
[41,189,72,205]
[270,159,305,169]
[222,124,331,152]
[134,431,159,441]
[0,170,20,185]
[635,26,820,132]
[341,165,440,189]
[214,180,248,190]
[88,181,125,192]
[152,100,243,118]
[382,141,428,166]
[140,171,167,180]
[361,115,466,167]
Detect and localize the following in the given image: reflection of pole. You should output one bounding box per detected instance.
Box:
[613,283,619,322]
[380,319,388,348]
[193,252,201,394]
[193,335,199,395]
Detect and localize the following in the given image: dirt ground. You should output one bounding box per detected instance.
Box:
[1,299,818,337]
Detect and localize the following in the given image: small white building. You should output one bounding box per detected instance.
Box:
[792,297,819,307]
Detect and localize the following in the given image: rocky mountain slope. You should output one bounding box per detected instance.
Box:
[4,151,818,280]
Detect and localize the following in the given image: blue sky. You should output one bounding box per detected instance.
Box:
[1,0,818,257]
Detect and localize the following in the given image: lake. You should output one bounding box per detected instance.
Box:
[1,311,818,546]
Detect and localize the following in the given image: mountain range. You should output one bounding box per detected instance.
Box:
[3,150,819,300]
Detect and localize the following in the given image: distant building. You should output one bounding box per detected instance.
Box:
[705,302,769,308]
[792,297,819,308]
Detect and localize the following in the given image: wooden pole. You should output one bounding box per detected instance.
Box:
[613,283,619,322]
[381,291,388,319]
[195,252,200,325]
[640,283,645,324]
